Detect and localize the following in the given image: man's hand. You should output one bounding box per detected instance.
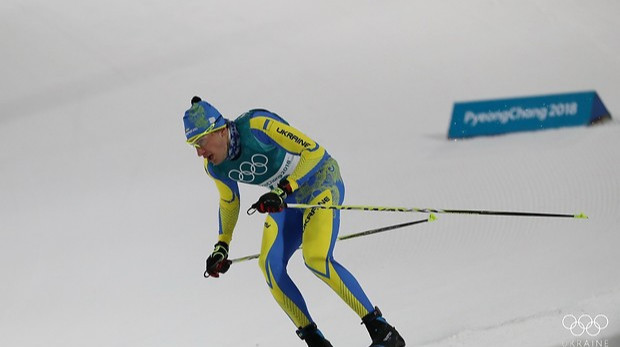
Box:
[205,241,232,278]
[252,180,293,214]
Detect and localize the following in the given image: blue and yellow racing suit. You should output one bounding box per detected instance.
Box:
[205,109,374,328]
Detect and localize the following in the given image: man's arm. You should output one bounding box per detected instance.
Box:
[205,162,240,245]
[249,116,329,192]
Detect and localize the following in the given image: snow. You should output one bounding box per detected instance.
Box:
[1,0,619,346]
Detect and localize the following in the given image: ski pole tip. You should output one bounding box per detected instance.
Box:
[428,213,438,222]
[575,212,589,219]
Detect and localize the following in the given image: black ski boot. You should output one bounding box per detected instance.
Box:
[362,307,406,347]
[296,322,333,347]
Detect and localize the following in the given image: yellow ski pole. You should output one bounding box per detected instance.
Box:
[277,203,588,219]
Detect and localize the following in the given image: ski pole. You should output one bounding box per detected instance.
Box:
[279,203,588,219]
[226,214,436,265]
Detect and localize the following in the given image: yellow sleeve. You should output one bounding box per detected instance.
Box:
[206,160,240,245]
[249,116,328,191]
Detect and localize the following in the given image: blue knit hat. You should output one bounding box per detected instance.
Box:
[183,96,227,144]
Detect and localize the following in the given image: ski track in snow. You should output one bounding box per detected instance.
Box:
[419,288,620,347]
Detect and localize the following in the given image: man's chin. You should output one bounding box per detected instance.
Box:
[211,157,225,165]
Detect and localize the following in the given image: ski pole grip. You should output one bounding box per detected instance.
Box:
[247,202,289,215]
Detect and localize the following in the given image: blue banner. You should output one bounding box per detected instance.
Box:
[448,91,611,139]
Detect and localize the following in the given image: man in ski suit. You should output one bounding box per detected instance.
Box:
[183,96,405,347]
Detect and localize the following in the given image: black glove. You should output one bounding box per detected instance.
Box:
[204,241,232,278]
[252,180,293,214]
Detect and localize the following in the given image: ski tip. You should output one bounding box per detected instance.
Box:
[428,213,438,222]
[575,212,589,219]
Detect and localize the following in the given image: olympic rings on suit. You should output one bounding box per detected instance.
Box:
[229,154,269,183]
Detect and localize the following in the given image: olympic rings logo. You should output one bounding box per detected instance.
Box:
[229,154,269,183]
[562,314,609,337]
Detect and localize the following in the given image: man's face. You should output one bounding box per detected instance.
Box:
[194,128,228,165]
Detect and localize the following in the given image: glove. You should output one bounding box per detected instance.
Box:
[252,180,293,214]
[205,241,232,278]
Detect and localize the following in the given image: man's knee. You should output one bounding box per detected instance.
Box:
[259,215,280,280]
[302,247,330,276]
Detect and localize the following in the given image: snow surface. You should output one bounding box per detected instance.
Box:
[1,0,619,346]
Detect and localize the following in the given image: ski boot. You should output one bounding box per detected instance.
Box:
[296,322,333,347]
[362,306,406,347]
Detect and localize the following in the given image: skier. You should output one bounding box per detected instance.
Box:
[183,96,406,347]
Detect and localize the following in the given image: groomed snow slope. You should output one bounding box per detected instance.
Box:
[1,1,619,346]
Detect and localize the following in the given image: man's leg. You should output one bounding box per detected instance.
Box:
[258,210,334,346]
[298,159,406,346]
[258,209,310,327]
[301,184,375,318]
[301,184,406,346]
